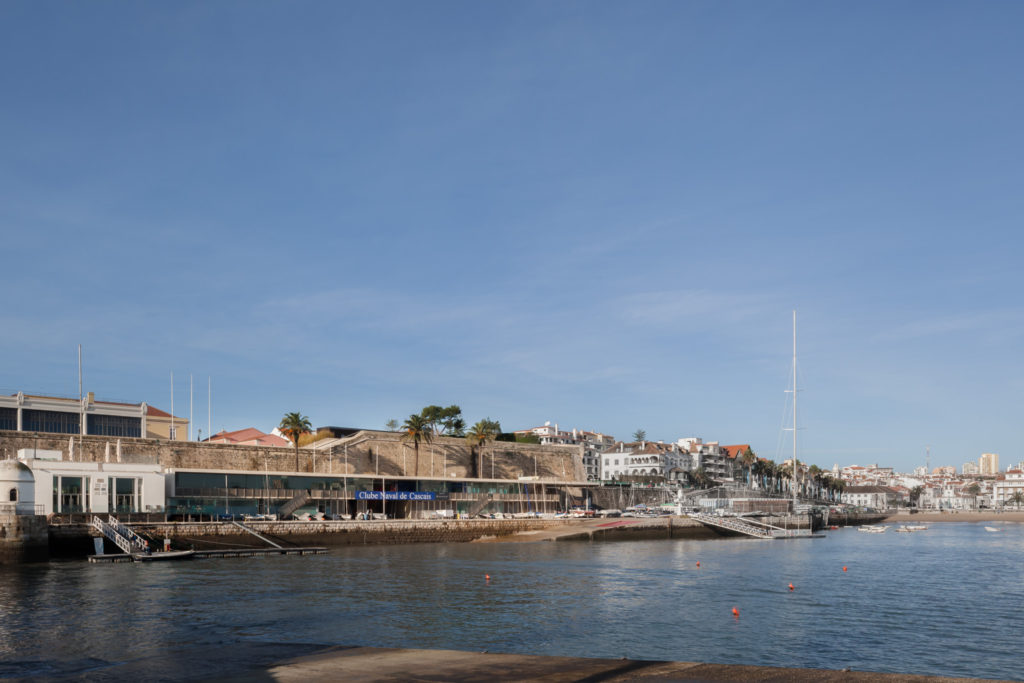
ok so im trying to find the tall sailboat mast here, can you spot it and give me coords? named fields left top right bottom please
left=792, top=310, right=798, bottom=510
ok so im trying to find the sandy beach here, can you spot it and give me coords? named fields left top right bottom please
left=884, top=510, right=1024, bottom=523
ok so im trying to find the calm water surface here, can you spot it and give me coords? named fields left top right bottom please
left=1, top=521, right=1022, bottom=680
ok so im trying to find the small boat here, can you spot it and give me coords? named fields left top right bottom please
left=984, top=526, right=1001, bottom=532
left=132, top=550, right=196, bottom=562
left=858, top=525, right=888, bottom=533
left=904, top=525, right=927, bottom=531
left=894, top=526, right=913, bottom=533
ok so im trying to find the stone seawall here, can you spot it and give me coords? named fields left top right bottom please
left=0, top=429, right=584, bottom=480
left=52, top=517, right=717, bottom=555
left=0, top=514, right=49, bottom=563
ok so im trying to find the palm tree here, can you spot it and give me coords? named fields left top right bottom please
left=279, top=412, right=312, bottom=472
left=402, top=413, right=433, bottom=476
left=1008, top=491, right=1024, bottom=510
left=740, top=447, right=757, bottom=487
left=467, top=418, right=501, bottom=478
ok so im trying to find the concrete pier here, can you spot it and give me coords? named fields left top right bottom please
left=231, top=645, right=1013, bottom=682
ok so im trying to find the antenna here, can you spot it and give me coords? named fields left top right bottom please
left=926, top=445, right=930, bottom=473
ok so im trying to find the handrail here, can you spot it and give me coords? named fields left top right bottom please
left=92, top=515, right=147, bottom=554
left=107, top=516, right=149, bottom=551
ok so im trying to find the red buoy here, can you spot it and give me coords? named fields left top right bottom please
left=788, top=583, right=795, bottom=591
left=485, top=574, right=490, bottom=581
left=842, top=566, right=848, bottom=572
left=731, top=607, right=740, bottom=618
left=696, top=562, right=700, bottom=568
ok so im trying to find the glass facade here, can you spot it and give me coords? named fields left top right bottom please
left=87, top=414, right=142, bottom=438
left=23, top=409, right=80, bottom=435
left=165, top=471, right=565, bottom=519
left=54, top=476, right=88, bottom=513
left=0, top=407, right=16, bottom=431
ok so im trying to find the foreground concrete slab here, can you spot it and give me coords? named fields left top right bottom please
left=252, top=646, right=1013, bottom=683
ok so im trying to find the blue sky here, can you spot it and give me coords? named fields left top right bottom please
left=3, top=2, right=1023, bottom=472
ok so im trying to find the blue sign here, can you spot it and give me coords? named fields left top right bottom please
left=355, top=491, right=437, bottom=501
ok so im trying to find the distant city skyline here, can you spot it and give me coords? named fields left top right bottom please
left=3, top=2, right=1023, bottom=472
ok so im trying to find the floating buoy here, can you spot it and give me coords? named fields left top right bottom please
left=485, top=574, right=490, bottom=581
left=731, top=607, right=740, bottom=618
left=696, top=562, right=700, bottom=568
left=788, top=583, right=795, bottom=591
left=842, top=566, right=848, bottom=572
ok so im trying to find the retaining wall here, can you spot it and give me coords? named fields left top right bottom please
left=0, top=429, right=584, bottom=480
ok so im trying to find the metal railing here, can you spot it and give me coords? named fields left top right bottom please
left=92, top=516, right=147, bottom=554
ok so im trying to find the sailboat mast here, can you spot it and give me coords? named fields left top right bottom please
left=792, top=310, right=798, bottom=510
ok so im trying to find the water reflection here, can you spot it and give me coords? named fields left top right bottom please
left=0, top=523, right=1020, bottom=680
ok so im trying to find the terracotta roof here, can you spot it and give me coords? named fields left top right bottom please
left=208, top=427, right=288, bottom=447
left=721, top=445, right=750, bottom=459
left=145, top=405, right=186, bottom=419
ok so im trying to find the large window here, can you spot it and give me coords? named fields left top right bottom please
left=87, top=414, right=141, bottom=438
left=23, top=409, right=79, bottom=435
left=0, top=408, right=16, bottom=431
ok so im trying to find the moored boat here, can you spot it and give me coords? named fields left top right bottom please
left=132, top=550, right=196, bottom=562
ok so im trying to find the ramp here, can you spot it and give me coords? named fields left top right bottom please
left=689, top=512, right=812, bottom=539
left=231, top=520, right=283, bottom=548
left=277, top=490, right=312, bottom=519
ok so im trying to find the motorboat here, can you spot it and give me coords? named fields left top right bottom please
left=904, top=524, right=928, bottom=531
left=984, top=526, right=1001, bottom=532
left=132, top=550, right=196, bottom=562
left=857, top=525, right=888, bottom=533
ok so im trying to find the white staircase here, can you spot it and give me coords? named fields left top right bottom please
left=92, top=515, right=149, bottom=554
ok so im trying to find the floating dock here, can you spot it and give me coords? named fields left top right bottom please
left=88, top=546, right=328, bottom=563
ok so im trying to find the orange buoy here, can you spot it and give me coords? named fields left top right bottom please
left=731, top=607, right=740, bottom=618
left=788, top=583, right=795, bottom=591
left=485, top=574, right=490, bottom=581
left=842, top=566, right=848, bottom=572
left=696, top=562, right=700, bottom=568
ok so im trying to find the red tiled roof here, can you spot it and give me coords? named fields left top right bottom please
left=722, top=445, right=751, bottom=459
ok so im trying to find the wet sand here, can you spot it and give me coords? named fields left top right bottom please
left=243, top=645, right=1016, bottom=682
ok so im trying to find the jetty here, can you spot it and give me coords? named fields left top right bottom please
left=88, top=546, right=327, bottom=563
left=688, top=512, right=815, bottom=538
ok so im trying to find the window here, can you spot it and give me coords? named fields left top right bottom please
left=23, top=409, right=79, bottom=435
left=0, top=408, right=16, bottom=431
left=8, top=488, right=16, bottom=502
left=87, top=414, right=142, bottom=438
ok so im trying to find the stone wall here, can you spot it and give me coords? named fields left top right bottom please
left=0, top=514, right=49, bottom=563
left=0, top=429, right=585, bottom=480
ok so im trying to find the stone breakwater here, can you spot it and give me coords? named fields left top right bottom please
left=51, top=516, right=717, bottom=556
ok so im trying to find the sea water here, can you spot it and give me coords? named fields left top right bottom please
left=0, top=521, right=1020, bottom=680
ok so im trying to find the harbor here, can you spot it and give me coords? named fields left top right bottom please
left=1, top=522, right=1021, bottom=681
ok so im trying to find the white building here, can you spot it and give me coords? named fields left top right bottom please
left=18, top=450, right=164, bottom=515
left=993, top=468, right=1024, bottom=508
left=842, top=485, right=898, bottom=510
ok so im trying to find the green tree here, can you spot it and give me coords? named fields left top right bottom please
left=910, top=485, right=924, bottom=508
left=1008, top=491, right=1024, bottom=510
left=740, top=447, right=757, bottom=486
left=279, top=412, right=312, bottom=472
left=420, top=405, right=464, bottom=436
left=467, top=418, right=502, bottom=478
left=633, top=429, right=647, bottom=443
left=402, top=413, right=433, bottom=476
left=385, top=419, right=399, bottom=432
